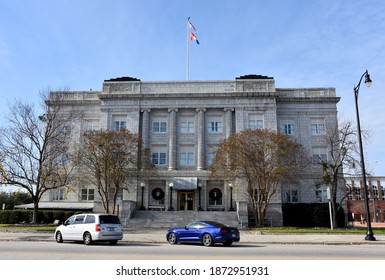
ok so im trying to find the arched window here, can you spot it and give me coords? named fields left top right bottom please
left=209, top=188, right=222, bottom=206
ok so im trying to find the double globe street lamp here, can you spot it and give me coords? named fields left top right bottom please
left=354, top=70, right=375, bottom=241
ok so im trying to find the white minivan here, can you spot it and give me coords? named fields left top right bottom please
left=55, top=213, right=123, bottom=245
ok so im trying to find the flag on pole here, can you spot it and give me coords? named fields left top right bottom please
left=187, top=17, right=200, bottom=45
left=188, top=19, right=197, bottom=33
left=190, top=32, right=200, bottom=44
left=186, top=16, right=199, bottom=80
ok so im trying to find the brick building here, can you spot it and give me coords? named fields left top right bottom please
left=344, top=176, right=385, bottom=223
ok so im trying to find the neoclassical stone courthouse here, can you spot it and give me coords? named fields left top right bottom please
left=41, top=74, right=341, bottom=227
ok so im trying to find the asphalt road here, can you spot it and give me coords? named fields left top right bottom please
left=1, top=240, right=385, bottom=260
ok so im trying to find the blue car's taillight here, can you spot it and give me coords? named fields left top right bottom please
left=220, top=228, right=229, bottom=234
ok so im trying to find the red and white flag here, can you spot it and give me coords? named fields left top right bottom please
left=190, top=32, right=200, bottom=44
left=188, top=17, right=200, bottom=44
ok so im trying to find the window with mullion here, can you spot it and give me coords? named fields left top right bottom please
left=152, top=152, right=167, bottom=165
left=180, top=121, right=195, bottom=133
left=180, top=152, right=195, bottom=166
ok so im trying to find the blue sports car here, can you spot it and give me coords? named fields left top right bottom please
left=166, top=221, right=240, bottom=246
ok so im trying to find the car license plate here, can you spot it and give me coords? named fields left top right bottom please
left=232, top=234, right=237, bottom=237
left=108, top=227, right=115, bottom=231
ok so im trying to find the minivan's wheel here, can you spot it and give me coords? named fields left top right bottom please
left=168, top=233, right=177, bottom=245
left=83, top=232, right=93, bottom=245
left=109, top=240, right=118, bottom=245
left=223, top=240, right=233, bottom=246
left=55, top=231, right=63, bottom=243
left=202, top=233, right=213, bottom=246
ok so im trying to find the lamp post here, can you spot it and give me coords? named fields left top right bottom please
left=168, top=183, right=174, bottom=211
left=229, top=183, right=234, bottom=211
left=354, top=69, right=375, bottom=241
left=140, top=183, right=145, bottom=210
left=198, top=182, right=203, bottom=211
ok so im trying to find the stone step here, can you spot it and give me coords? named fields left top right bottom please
left=124, top=211, right=240, bottom=228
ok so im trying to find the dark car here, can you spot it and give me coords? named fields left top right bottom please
left=166, top=221, right=240, bottom=246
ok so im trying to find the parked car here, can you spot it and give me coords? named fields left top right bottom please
left=54, top=213, right=123, bottom=245
left=166, top=221, right=240, bottom=246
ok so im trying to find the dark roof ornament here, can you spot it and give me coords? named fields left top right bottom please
left=236, top=74, right=273, bottom=80
left=104, top=76, right=141, bottom=82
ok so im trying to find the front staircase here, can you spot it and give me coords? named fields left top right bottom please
left=124, top=210, right=241, bottom=228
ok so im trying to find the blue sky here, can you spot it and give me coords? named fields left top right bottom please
left=1, top=0, right=384, bottom=175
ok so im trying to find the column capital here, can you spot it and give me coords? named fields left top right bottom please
left=224, top=107, right=235, bottom=112
left=196, top=108, right=207, bottom=113
left=168, top=108, right=179, bottom=113
left=140, top=108, right=151, bottom=113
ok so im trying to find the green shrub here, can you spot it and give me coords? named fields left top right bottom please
left=0, top=210, right=76, bottom=224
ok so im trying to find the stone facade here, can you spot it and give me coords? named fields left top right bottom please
left=45, top=75, right=341, bottom=227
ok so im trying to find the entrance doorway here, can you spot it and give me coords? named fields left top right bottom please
left=179, top=192, right=194, bottom=211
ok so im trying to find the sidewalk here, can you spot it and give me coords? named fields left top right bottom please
left=1, top=229, right=385, bottom=245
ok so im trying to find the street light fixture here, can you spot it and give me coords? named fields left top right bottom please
left=168, top=183, right=174, bottom=211
left=140, top=183, right=146, bottom=210
left=229, top=183, right=234, bottom=211
left=354, top=69, right=375, bottom=241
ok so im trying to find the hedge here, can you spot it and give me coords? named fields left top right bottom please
left=0, top=210, right=76, bottom=224
left=283, top=203, right=345, bottom=228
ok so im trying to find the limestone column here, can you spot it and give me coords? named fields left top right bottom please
left=168, top=108, right=178, bottom=170
left=224, top=108, right=234, bottom=138
left=196, top=108, right=206, bottom=170
left=140, top=109, right=151, bottom=149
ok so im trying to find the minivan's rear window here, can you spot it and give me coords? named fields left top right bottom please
left=99, top=215, right=121, bottom=224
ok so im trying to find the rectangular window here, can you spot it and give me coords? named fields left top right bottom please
left=152, top=152, right=167, bottom=165
left=354, top=185, right=362, bottom=200
left=208, top=121, right=222, bottom=133
left=372, top=185, right=379, bottom=200
left=284, top=189, right=298, bottom=203
left=86, top=125, right=99, bottom=131
left=312, top=153, right=327, bottom=164
left=311, top=121, right=326, bottom=135
left=179, top=152, right=195, bottom=166
left=60, top=126, right=71, bottom=134
left=180, top=121, right=195, bottom=133
left=52, top=188, right=65, bottom=201
left=84, top=120, right=100, bottom=131
left=346, top=186, right=353, bottom=200
left=81, top=189, right=95, bottom=201
left=207, top=152, right=215, bottom=165
left=153, top=121, right=167, bottom=133
left=280, top=124, right=295, bottom=135
left=113, top=121, right=127, bottom=131
left=249, top=119, right=264, bottom=129
left=316, top=189, right=328, bottom=202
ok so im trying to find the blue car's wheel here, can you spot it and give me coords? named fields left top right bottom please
left=168, top=233, right=177, bottom=245
left=202, top=233, right=213, bottom=246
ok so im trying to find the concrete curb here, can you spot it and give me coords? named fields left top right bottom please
left=1, top=229, right=385, bottom=245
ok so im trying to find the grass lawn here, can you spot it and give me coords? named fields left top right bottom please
left=0, top=224, right=56, bottom=231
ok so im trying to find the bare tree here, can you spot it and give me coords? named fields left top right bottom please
left=0, top=91, right=78, bottom=223
left=321, top=119, right=366, bottom=227
left=78, top=129, right=152, bottom=214
left=210, top=129, right=307, bottom=227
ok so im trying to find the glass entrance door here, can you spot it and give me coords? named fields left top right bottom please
left=179, top=192, right=194, bottom=211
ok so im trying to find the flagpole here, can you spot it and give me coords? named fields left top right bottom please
left=186, top=17, right=190, bottom=80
